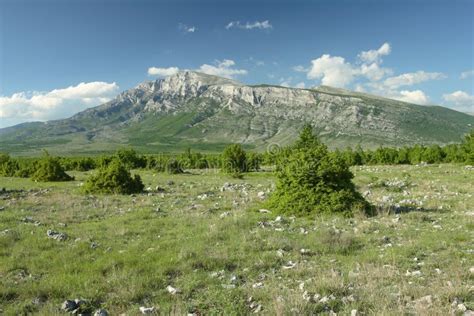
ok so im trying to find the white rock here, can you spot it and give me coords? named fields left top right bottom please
left=166, top=285, right=180, bottom=295
left=139, top=306, right=155, bottom=314
left=351, top=310, right=358, bottom=316
left=220, top=211, right=231, bottom=218
left=94, top=309, right=109, bottom=316
left=282, top=261, right=297, bottom=269
left=258, top=209, right=271, bottom=213
left=319, top=296, right=329, bottom=304
left=458, top=304, right=467, bottom=312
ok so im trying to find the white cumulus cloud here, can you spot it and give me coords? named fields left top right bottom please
left=148, top=66, right=180, bottom=77
left=225, top=20, right=272, bottom=30
left=443, top=91, right=474, bottom=112
left=359, top=62, right=393, bottom=82
left=307, top=54, right=355, bottom=88
left=382, top=71, right=446, bottom=89
left=197, top=59, right=247, bottom=78
left=358, top=42, right=391, bottom=64
left=0, top=81, right=119, bottom=127
left=302, top=43, right=393, bottom=88
left=394, top=90, right=430, bottom=105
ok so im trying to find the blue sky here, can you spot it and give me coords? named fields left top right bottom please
left=0, top=0, right=473, bottom=127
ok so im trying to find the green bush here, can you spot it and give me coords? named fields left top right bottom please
left=0, top=154, right=18, bottom=177
left=246, top=152, right=261, bottom=171
left=463, top=130, right=474, bottom=164
left=267, top=125, right=373, bottom=217
left=221, top=144, right=248, bottom=175
left=115, top=148, right=146, bottom=169
left=83, top=160, right=144, bottom=194
left=32, top=153, right=74, bottom=182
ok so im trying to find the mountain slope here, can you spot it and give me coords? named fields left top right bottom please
left=1, top=71, right=473, bottom=155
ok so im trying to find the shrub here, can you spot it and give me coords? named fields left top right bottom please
left=0, top=154, right=18, bottom=177
left=32, top=153, right=74, bottom=182
left=165, top=159, right=183, bottom=174
left=115, top=148, right=146, bottom=169
left=83, top=160, right=144, bottom=194
left=267, top=125, right=373, bottom=217
left=463, top=130, right=474, bottom=164
left=221, top=144, right=248, bottom=175
left=246, top=152, right=261, bottom=171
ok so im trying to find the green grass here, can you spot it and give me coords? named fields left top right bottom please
left=0, top=164, right=473, bottom=315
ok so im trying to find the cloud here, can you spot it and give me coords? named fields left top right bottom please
left=381, top=71, right=446, bottom=89
left=279, top=77, right=292, bottom=87
left=295, top=82, right=306, bottom=89
left=179, top=23, right=196, bottom=34
left=278, top=77, right=305, bottom=88
left=358, top=42, right=391, bottom=64
left=225, top=20, right=272, bottom=30
left=148, top=66, right=180, bottom=77
left=307, top=54, right=355, bottom=88
left=394, top=90, right=430, bottom=105
left=303, top=43, right=393, bottom=88
left=197, top=59, right=247, bottom=78
left=443, top=90, right=474, bottom=109
left=0, top=82, right=119, bottom=127
left=359, top=62, right=393, bottom=82
left=460, top=70, right=474, bottom=79
left=292, top=65, right=308, bottom=73
left=298, top=42, right=450, bottom=104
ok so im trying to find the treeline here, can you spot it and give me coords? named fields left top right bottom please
left=1, top=130, right=472, bottom=178
left=262, top=130, right=474, bottom=166
left=0, top=147, right=261, bottom=178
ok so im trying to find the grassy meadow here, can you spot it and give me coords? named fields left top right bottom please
left=0, top=164, right=473, bottom=315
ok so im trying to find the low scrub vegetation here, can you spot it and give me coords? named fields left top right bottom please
left=32, top=152, right=74, bottom=182
left=0, top=129, right=473, bottom=182
left=221, top=143, right=248, bottom=177
left=82, top=160, right=144, bottom=194
left=267, top=126, right=373, bottom=217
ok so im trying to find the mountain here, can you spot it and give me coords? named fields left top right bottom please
left=1, top=71, right=473, bottom=155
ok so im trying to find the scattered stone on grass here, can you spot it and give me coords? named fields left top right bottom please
left=139, top=306, right=156, bottom=314
left=47, top=229, right=67, bottom=241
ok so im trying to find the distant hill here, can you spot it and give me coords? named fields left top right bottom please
left=1, top=71, right=473, bottom=155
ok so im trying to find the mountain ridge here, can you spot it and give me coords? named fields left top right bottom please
left=1, top=71, right=473, bottom=155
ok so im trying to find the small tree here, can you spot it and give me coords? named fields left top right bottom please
left=267, top=125, right=373, bottom=217
left=115, top=148, right=146, bottom=169
left=221, top=144, right=248, bottom=176
left=83, top=159, right=144, bottom=194
left=32, top=152, right=74, bottom=182
left=462, top=130, right=474, bottom=164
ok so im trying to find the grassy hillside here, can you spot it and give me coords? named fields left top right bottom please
left=0, top=164, right=472, bottom=314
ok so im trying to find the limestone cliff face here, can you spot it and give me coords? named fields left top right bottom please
left=108, top=71, right=399, bottom=142
left=2, top=71, right=473, bottom=153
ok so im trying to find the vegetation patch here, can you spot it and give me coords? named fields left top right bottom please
left=83, top=160, right=144, bottom=194
left=221, top=144, right=248, bottom=178
left=267, top=126, right=373, bottom=217
left=31, top=153, right=74, bottom=182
